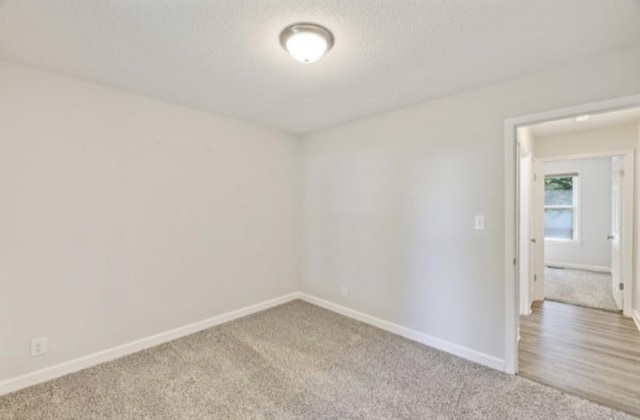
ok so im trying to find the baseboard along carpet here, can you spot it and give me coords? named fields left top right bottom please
left=0, top=300, right=633, bottom=419
left=545, top=266, right=619, bottom=312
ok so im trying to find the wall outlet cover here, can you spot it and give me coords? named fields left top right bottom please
left=30, top=337, right=48, bottom=357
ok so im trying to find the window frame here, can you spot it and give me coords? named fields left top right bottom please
left=543, top=172, right=581, bottom=244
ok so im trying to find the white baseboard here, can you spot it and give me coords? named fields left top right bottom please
left=298, top=293, right=505, bottom=372
left=633, top=309, right=640, bottom=332
left=1, top=291, right=507, bottom=396
left=0, top=292, right=300, bottom=397
left=545, top=261, right=611, bottom=273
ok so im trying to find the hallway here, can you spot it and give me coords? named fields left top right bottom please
left=519, top=300, right=640, bottom=417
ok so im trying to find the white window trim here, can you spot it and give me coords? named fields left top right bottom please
left=543, top=172, right=581, bottom=244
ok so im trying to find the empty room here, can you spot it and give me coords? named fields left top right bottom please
left=1, top=1, right=639, bottom=419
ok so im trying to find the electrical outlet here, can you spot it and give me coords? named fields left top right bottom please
left=340, top=287, right=349, bottom=298
left=30, top=337, right=48, bottom=357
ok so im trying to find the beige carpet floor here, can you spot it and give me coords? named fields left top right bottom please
left=545, top=267, right=619, bottom=312
left=0, top=300, right=633, bottom=419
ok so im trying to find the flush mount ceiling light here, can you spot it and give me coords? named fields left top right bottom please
left=575, top=115, right=591, bottom=122
left=280, top=23, right=334, bottom=64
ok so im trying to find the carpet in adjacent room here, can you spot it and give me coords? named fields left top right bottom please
left=545, top=267, right=619, bottom=312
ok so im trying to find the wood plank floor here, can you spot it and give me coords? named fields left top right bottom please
left=519, top=300, right=640, bottom=417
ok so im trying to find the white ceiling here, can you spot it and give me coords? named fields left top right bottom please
left=1, top=1, right=639, bottom=134
left=529, top=107, right=640, bottom=137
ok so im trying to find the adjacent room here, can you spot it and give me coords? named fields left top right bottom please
left=543, top=157, right=618, bottom=311
left=1, top=1, right=640, bottom=419
left=517, top=108, right=640, bottom=416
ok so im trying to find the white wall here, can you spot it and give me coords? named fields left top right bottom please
left=636, top=120, right=640, bottom=326
left=535, top=124, right=638, bottom=159
left=301, top=45, right=640, bottom=360
left=0, top=62, right=300, bottom=381
left=543, top=157, right=612, bottom=269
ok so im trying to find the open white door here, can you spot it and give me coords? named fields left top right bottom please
left=533, top=159, right=545, bottom=301
left=527, top=160, right=537, bottom=307
left=610, top=156, right=623, bottom=311
left=519, top=153, right=537, bottom=314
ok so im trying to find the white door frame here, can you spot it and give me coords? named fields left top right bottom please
left=504, top=94, right=640, bottom=375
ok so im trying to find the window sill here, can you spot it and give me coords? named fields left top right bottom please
left=544, top=238, right=582, bottom=246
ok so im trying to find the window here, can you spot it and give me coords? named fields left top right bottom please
left=544, top=173, right=579, bottom=241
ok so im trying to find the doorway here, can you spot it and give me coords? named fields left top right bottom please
left=541, top=155, right=622, bottom=313
left=505, top=97, right=640, bottom=416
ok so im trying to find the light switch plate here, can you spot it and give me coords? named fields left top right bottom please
left=474, top=215, right=485, bottom=230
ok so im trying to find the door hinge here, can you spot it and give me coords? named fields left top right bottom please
left=533, top=173, right=537, bottom=181
left=534, top=274, right=537, bottom=282
left=513, top=258, right=516, bottom=266
left=620, top=282, right=624, bottom=291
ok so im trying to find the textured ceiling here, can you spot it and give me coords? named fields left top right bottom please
left=1, top=1, right=639, bottom=134
left=529, top=107, right=640, bottom=137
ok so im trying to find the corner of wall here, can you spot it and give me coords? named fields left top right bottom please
left=635, top=119, right=640, bottom=314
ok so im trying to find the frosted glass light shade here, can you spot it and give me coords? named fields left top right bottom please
left=280, top=23, right=334, bottom=64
